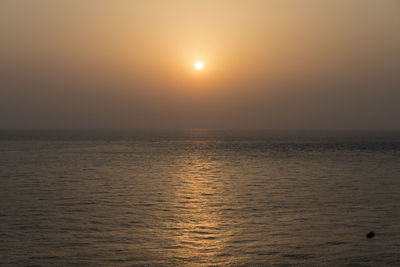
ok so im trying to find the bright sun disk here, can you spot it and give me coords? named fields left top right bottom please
left=194, top=61, right=204, bottom=70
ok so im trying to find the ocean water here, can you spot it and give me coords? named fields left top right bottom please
left=1, top=130, right=400, bottom=266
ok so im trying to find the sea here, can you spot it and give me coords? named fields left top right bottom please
left=1, top=129, right=399, bottom=266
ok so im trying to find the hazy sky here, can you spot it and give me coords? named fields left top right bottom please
left=1, top=0, right=399, bottom=129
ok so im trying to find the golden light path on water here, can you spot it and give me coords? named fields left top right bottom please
left=164, top=140, right=234, bottom=265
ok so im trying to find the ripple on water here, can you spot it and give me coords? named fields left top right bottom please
left=1, top=131, right=400, bottom=266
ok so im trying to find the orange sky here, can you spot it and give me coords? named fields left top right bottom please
left=1, top=0, right=399, bottom=129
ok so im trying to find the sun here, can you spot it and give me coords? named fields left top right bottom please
left=194, top=61, right=204, bottom=70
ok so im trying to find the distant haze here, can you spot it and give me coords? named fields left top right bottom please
left=1, top=0, right=399, bottom=130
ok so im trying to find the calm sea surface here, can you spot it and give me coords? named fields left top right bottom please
left=1, top=130, right=400, bottom=266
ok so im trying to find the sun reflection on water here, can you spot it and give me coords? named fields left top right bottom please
left=163, top=145, right=233, bottom=265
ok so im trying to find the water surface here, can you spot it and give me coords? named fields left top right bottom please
left=1, top=130, right=400, bottom=266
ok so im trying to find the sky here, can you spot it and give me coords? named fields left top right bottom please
left=1, top=0, right=399, bottom=130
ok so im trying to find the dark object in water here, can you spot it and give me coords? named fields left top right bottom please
left=366, top=231, right=375, bottom=239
